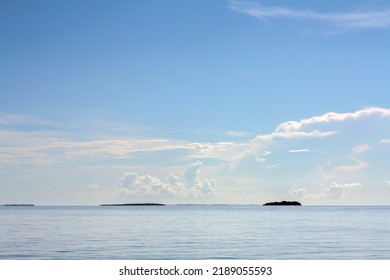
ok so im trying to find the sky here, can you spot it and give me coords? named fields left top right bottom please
left=1, top=0, right=390, bottom=205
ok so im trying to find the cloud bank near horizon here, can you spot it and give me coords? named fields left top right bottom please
left=2, top=107, right=390, bottom=204
left=120, top=161, right=216, bottom=200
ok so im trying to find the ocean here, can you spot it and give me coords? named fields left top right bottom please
left=1, top=205, right=389, bottom=259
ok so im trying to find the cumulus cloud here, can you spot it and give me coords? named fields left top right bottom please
left=288, top=186, right=307, bottom=199
left=229, top=1, right=390, bottom=33
left=184, top=161, right=216, bottom=196
left=121, top=172, right=181, bottom=197
left=200, top=179, right=217, bottom=196
left=326, top=182, right=362, bottom=199
left=120, top=161, right=216, bottom=199
left=184, top=161, right=203, bottom=186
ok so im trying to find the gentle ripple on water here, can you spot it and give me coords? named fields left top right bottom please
left=0, top=205, right=389, bottom=259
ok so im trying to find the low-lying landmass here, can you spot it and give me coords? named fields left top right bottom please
left=100, top=203, right=165, bottom=206
left=2, top=204, right=35, bottom=206
left=263, top=201, right=301, bottom=206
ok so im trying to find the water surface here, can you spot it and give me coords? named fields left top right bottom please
left=1, top=205, right=389, bottom=259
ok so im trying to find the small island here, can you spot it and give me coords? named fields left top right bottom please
left=3, top=204, right=35, bottom=207
left=263, top=201, right=301, bottom=206
left=100, top=203, right=165, bottom=206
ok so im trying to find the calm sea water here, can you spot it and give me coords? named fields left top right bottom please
left=1, top=205, right=389, bottom=259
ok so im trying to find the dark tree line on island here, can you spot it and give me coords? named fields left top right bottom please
left=263, top=201, right=301, bottom=206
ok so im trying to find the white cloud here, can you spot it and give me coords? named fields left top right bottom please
left=184, top=161, right=203, bottom=187
left=288, top=186, right=307, bottom=199
left=184, top=161, right=216, bottom=196
left=121, top=172, right=180, bottom=198
left=0, top=137, right=190, bottom=164
left=276, top=107, right=390, bottom=133
left=55, top=139, right=190, bottom=157
left=187, top=141, right=249, bottom=160
left=0, top=130, right=248, bottom=165
left=226, top=130, right=248, bottom=137
left=229, top=1, right=390, bottom=32
left=379, top=139, right=390, bottom=144
left=385, top=181, right=390, bottom=186
left=352, top=144, right=371, bottom=155
left=333, top=160, right=369, bottom=173
left=254, top=130, right=336, bottom=142
left=120, top=161, right=216, bottom=199
left=255, top=156, right=266, bottom=163
left=243, top=107, right=390, bottom=163
left=326, top=182, right=362, bottom=199
left=166, top=174, right=182, bottom=189
left=200, top=179, right=217, bottom=196
left=243, top=131, right=335, bottom=159
left=288, top=149, right=310, bottom=153
left=331, top=145, right=371, bottom=174
left=265, top=164, right=282, bottom=169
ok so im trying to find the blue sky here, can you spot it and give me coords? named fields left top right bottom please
left=1, top=0, right=390, bottom=205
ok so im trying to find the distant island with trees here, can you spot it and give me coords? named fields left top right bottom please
left=100, top=203, right=165, bottom=206
left=2, top=204, right=35, bottom=206
left=263, top=201, right=301, bottom=206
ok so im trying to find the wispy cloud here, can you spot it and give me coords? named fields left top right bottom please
left=254, top=130, right=336, bottom=142
left=0, top=130, right=248, bottom=165
left=288, top=149, right=310, bottom=153
left=380, top=139, right=390, bottom=144
left=0, top=113, right=55, bottom=126
left=265, top=164, right=282, bottom=169
left=352, top=144, right=371, bottom=155
left=328, top=144, right=371, bottom=174
left=226, top=130, right=249, bottom=137
left=333, top=160, right=369, bottom=173
left=229, top=1, right=390, bottom=33
left=3, top=107, right=390, bottom=175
